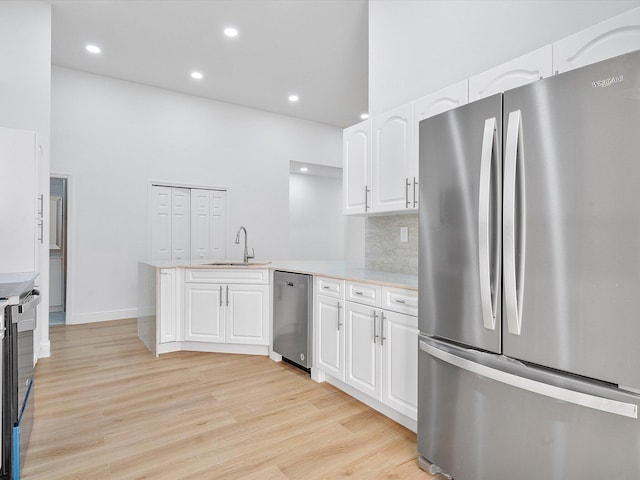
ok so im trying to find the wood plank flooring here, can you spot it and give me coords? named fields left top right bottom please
left=22, top=319, right=433, bottom=479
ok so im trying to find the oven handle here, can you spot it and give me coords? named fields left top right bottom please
left=18, top=289, right=41, bottom=314
left=12, top=289, right=41, bottom=331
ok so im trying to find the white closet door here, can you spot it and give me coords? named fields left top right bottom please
left=190, top=189, right=210, bottom=263
left=209, top=190, right=227, bottom=260
left=150, top=185, right=172, bottom=262
left=171, top=188, right=190, bottom=265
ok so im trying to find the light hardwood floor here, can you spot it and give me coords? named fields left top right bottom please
left=23, top=319, right=433, bottom=479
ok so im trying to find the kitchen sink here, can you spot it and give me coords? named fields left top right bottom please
left=203, top=261, right=271, bottom=266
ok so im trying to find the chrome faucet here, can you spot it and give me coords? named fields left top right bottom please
left=235, top=226, right=254, bottom=263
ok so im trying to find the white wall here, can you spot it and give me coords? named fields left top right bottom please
left=51, top=66, right=342, bottom=323
left=288, top=173, right=344, bottom=260
left=369, top=0, right=640, bottom=114
left=0, top=0, right=52, bottom=358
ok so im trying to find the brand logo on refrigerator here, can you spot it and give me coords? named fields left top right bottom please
left=592, top=75, right=624, bottom=88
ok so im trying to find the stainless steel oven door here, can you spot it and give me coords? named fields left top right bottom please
left=11, top=289, right=39, bottom=413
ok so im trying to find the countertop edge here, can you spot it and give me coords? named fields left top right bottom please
left=138, top=261, right=418, bottom=291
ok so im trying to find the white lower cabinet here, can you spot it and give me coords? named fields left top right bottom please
left=185, top=282, right=268, bottom=345
left=315, top=294, right=345, bottom=381
left=345, top=302, right=380, bottom=399
left=184, top=282, right=225, bottom=342
left=381, top=310, right=418, bottom=419
left=314, top=277, right=419, bottom=425
left=159, top=268, right=179, bottom=343
left=343, top=302, right=418, bottom=419
left=225, top=284, right=269, bottom=345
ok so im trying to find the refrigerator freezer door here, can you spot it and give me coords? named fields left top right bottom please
left=502, top=50, right=640, bottom=389
left=418, top=94, right=502, bottom=353
left=417, top=336, right=640, bottom=480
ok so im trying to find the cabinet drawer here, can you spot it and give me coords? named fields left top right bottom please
left=346, top=281, right=381, bottom=307
left=315, top=276, right=345, bottom=299
left=185, top=268, right=268, bottom=284
left=382, top=287, right=418, bottom=316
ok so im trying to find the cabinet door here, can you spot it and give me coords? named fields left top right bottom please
left=209, top=190, right=227, bottom=260
left=371, top=103, right=415, bottom=213
left=343, top=120, right=371, bottom=215
left=171, top=187, right=191, bottom=265
left=184, top=283, right=225, bottom=342
left=413, top=80, right=469, bottom=209
left=381, top=310, right=418, bottom=419
left=159, top=269, right=177, bottom=343
left=0, top=128, right=37, bottom=273
left=345, top=302, right=381, bottom=400
left=414, top=80, right=469, bottom=123
left=190, top=189, right=210, bottom=263
left=469, top=45, right=553, bottom=102
left=314, top=295, right=344, bottom=380
left=553, top=8, right=640, bottom=74
left=226, top=284, right=269, bottom=345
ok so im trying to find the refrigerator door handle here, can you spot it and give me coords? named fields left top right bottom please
left=504, top=110, right=526, bottom=335
left=420, top=340, right=638, bottom=419
left=478, top=117, right=499, bottom=331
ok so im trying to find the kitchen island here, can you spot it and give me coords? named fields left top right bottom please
left=137, top=260, right=419, bottom=430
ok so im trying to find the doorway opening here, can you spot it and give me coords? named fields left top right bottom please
left=49, top=176, right=68, bottom=325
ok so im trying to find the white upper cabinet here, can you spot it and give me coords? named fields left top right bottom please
left=413, top=79, right=469, bottom=123
left=371, top=102, right=416, bottom=213
left=413, top=80, right=469, bottom=210
left=553, top=7, right=640, bottom=74
left=343, top=120, right=371, bottom=215
left=0, top=128, right=41, bottom=273
left=469, top=45, right=553, bottom=102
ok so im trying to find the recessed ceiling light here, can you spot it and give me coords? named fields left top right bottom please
left=288, top=95, right=299, bottom=102
left=85, top=44, right=101, bottom=54
left=360, top=113, right=370, bottom=120
left=191, top=71, right=203, bottom=80
left=224, top=27, right=238, bottom=38
left=300, top=167, right=308, bottom=172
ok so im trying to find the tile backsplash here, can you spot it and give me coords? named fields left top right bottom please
left=365, top=214, right=418, bottom=275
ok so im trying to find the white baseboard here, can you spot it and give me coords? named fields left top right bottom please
left=38, top=340, right=51, bottom=359
left=269, top=351, right=283, bottom=362
left=67, top=308, right=138, bottom=325
left=324, top=374, right=417, bottom=433
left=156, top=341, right=269, bottom=356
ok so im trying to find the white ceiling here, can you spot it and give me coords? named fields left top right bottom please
left=50, top=0, right=369, bottom=128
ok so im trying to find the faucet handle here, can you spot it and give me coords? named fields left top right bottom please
left=248, top=248, right=255, bottom=260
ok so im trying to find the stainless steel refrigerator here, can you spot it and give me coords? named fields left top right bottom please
left=417, top=50, right=640, bottom=479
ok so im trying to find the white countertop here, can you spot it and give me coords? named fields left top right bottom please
left=139, top=260, right=418, bottom=290
left=0, top=272, right=38, bottom=304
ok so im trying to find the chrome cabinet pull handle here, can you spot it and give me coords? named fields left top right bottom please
left=394, top=298, right=406, bottom=304
left=380, top=312, right=386, bottom=346
left=354, top=291, right=363, bottom=296
left=337, top=302, right=343, bottom=330
left=405, top=177, right=411, bottom=208
left=226, top=285, right=229, bottom=307
left=219, top=286, right=223, bottom=307
left=373, top=311, right=379, bottom=343
left=413, top=177, right=418, bottom=208
left=365, top=185, right=370, bottom=211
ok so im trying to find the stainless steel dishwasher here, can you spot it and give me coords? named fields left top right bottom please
left=273, top=271, right=312, bottom=369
